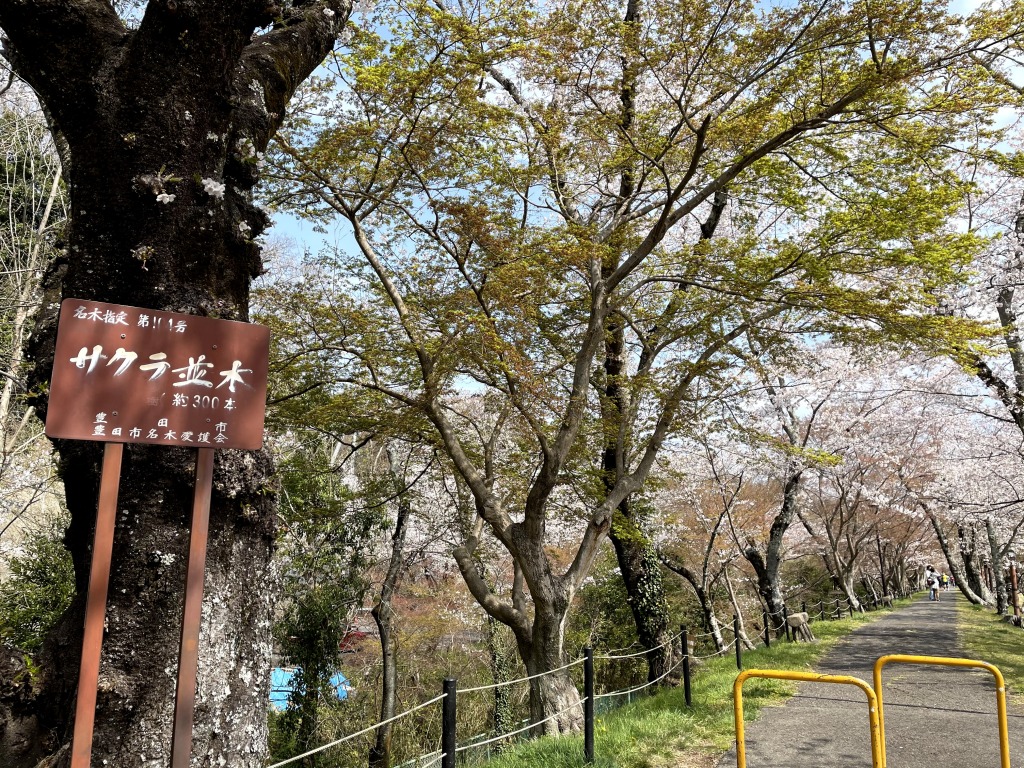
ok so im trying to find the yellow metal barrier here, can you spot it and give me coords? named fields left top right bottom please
left=732, top=669, right=884, bottom=768
left=873, top=654, right=1010, bottom=768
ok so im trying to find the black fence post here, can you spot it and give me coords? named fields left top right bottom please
left=734, top=614, right=742, bottom=670
left=763, top=609, right=770, bottom=648
left=442, top=678, right=456, bottom=768
left=802, top=601, right=807, bottom=616
left=783, top=605, right=791, bottom=642
left=681, top=625, right=692, bottom=707
left=848, top=602, right=854, bottom=618
left=584, top=647, right=594, bottom=764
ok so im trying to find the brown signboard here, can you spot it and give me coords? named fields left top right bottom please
left=46, top=299, right=270, bottom=450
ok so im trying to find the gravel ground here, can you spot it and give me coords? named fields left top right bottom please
left=716, top=591, right=1024, bottom=768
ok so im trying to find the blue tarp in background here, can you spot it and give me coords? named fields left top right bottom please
left=270, top=667, right=350, bottom=711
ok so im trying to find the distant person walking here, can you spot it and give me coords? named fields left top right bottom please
left=940, top=573, right=949, bottom=591
left=925, top=565, right=940, bottom=601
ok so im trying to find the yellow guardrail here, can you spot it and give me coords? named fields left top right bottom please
left=873, top=654, right=1010, bottom=768
left=732, top=669, right=884, bottom=768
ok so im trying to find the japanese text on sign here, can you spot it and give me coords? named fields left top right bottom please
left=46, top=300, right=270, bottom=450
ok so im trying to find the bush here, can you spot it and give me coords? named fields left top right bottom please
left=0, top=517, right=75, bottom=653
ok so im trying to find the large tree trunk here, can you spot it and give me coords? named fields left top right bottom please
left=453, top=536, right=587, bottom=735
left=516, top=610, right=583, bottom=736
left=0, top=4, right=351, bottom=765
left=601, top=293, right=673, bottom=684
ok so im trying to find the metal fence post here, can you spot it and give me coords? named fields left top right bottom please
left=584, top=647, right=594, bottom=764
left=734, top=614, right=742, bottom=670
left=442, top=678, right=456, bottom=768
left=681, top=625, right=692, bottom=707
left=782, top=605, right=791, bottom=642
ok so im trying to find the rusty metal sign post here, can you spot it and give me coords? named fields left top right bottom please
left=47, top=299, right=269, bottom=768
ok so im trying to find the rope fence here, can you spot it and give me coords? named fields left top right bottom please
left=267, top=693, right=447, bottom=768
left=268, top=590, right=914, bottom=768
left=458, top=657, right=585, bottom=694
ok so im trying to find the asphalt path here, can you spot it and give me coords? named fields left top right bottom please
left=716, top=591, right=1024, bottom=768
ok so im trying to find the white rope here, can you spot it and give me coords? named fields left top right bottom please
left=599, top=629, right=683, bottom=660
left=453, top=701, right=585, bottom=752
left=396, top=750, right=443, bottom=768
left=460, top=657, right=586, bottom=694
left=692, top=639, right=736, bottom=659
left=602, top=640, right=642, bottom=654
left=267, top=693, right=446, bottom=768
left=690, top=628, right=722, bottom=639
left=594, top=654, right=685, bottom=700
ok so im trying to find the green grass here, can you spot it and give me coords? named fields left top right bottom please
left=482, top=604, right=906, bottom=768
left=957, top=601, right=1024, bottom=714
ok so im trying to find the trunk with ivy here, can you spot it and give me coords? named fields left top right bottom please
left=0, top=3, right=351, bottom=765
left=608, top=510, right=673, bottom=683
left=601, top=308, right=673, bottom=683
left=484, top=615, right=516, bottom=743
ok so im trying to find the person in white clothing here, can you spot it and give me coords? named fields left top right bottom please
left=924, top=565, right=940, bottom=601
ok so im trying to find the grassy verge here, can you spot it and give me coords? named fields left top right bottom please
left=957, top=600, right=1024, bottom=714
left=483, top=603, right=907, bottom=768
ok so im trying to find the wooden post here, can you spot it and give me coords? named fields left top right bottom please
left=71, top=443, right=124, bottom=768
left=442, top=679, right=457, bottom=768
left=170, top=448, right=215, bottom=768
left=763, top=609, right=770, bottom=647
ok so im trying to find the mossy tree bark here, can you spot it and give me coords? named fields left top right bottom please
left=0, top=2, right=351, bottom=765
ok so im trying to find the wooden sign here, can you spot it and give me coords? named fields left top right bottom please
left=46, top=299, right=270, bottom=450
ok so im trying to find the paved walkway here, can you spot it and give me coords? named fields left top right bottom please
left=716, top=591, right=1024, bottom=768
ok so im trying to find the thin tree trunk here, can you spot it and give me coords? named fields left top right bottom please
left=723, top=567, right=755, bottom=651
left=957, top=522, right=991, bottom=604
left=875, top=534, right=888, bottom=596
left=661, top=555, right=724, bottom=651
left=742, top=468, right=801, bottom=636
left=369, top=448, right=412, bottom=768
left=986, top=517, right=1009, bottom=615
